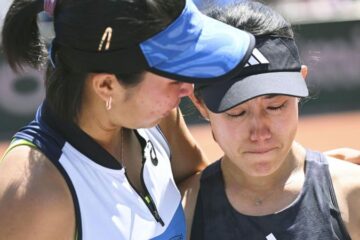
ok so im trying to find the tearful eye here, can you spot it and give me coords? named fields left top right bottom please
left=170, top=81, right=181, bottom=85
left=226, top=110, right=246, bottom=118
left=268, top=103, right=286, bottom=111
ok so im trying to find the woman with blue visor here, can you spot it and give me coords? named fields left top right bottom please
left=0, top=0, right=255, bottom=239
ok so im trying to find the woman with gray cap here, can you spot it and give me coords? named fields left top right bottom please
left=181, top=1, right=360, bottom=239
left=0, top=0, right=255, bottom=239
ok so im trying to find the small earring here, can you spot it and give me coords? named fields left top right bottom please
left=106, top=96, right=112, bottom=110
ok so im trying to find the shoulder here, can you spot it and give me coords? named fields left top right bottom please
left=328, top=155, right=360, bottom=192
left=0, top=146, right=75, bottom=239
left=327, top=156, right=360, bottom=238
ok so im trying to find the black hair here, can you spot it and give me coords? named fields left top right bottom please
left=2, top=0, right=185, bottom=122
left=204, top=1, right=293, bottom=38
left=195, top=0, right=294, bottom=100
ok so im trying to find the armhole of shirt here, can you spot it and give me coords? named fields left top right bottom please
left=322, top=154, right=352, bottom=240
left=155, top=125, right=171, bottom=159
left=0, top=139, right=36, bottom=163
left=75, top=229, right=78, bottom=240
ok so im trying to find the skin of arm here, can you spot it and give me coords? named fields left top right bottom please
left=0, top=146, right=75, bottom=240
left=328, top=156, right=360, bottom=239
left=325, top=148, right=360, bottom=164
left=178, top=172, right=201, bottom=240
left=159, top=107, right=208, bottom=183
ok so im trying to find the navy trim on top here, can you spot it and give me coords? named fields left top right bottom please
left=134, top=130, right=147, bottom=164
left=40, top=102, right=153, bottom=171
left=41, top=102, right=123, bottom=169
left=155, top=125, right=172, bottom=160
left=51, top=156, right=83, bottom=240
left=14, top=106, right=65, bottom=162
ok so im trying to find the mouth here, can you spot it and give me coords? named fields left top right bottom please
left=245, top=147, right=277, bottom=154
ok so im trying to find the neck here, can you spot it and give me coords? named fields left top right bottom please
left=222, top=143, right=306, bottom=212
left=76, top=105, right=124, bottom=159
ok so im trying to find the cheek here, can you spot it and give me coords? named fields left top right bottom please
left=138, top=89, right=170, bottom=110
left=153, top=87, right=179, bottom=105
left=287, top=115, right=299, bottom=140
left=272, top=107, right=299, bottom=140
left=211, top=118, right=244, bottom=151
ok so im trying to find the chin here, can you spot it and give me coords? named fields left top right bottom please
left=250, top=163, right=275, bottom=176
left=128, top=118, right=158, bottom=129
left=143, top=119, right=162, bottom=129
left=239, top=155, right=274, bottom=176
left=252, top=155, right=287, bottom=177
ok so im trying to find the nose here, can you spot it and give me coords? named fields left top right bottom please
left=249, top=113, right=271, bottom=142
left=178, top=83, right=194, bottom=98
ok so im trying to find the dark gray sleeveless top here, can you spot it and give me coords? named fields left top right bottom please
left=191, top=150, right=351, bottom=240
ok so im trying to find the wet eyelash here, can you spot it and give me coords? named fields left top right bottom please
left=226, top=110, right=246, bottom=117
left=268, top=103, right=286, bottom=111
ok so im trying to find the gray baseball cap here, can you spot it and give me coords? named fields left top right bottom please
left=195, top=37, right=309, bottom=113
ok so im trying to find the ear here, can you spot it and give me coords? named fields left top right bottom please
left=189, top=93, right=210, bottom=121
left=301, top=65, right=308, bottom=79
left=90, top=73, right=120, bottom=101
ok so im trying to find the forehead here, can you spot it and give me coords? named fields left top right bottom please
left=263, top=94, right=286, bottom=100
left=245, top=94, right=293, bottom=103
left=224, top=95, right=294, bottom=110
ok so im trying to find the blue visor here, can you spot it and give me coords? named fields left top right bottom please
left=140, top=0, right=255, bottom=83
left=52, top=0, right=254, bottom=83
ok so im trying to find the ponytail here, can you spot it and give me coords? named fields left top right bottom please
left=2, top=0, right=47, bottom=72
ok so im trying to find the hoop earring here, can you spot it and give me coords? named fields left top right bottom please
left=106, top=97, right=112, bottom=110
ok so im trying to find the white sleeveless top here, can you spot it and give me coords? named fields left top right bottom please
left=12, top=105, right=186, bottom=240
